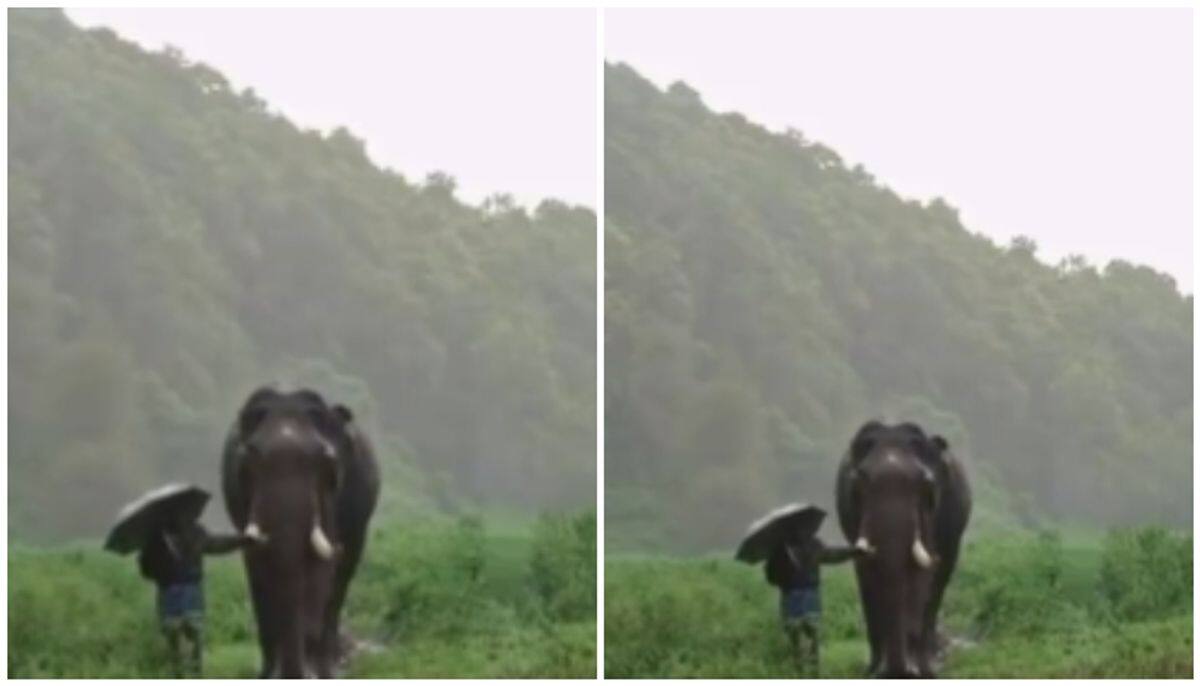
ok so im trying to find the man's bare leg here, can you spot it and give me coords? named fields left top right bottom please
left=181, top=619, right=203, bottom=676
left=800, top=619, right=820, bottom=676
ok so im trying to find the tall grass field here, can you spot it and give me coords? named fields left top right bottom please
left=9, top=510, right=596, bottom=678
left=605, top=527, right=1191, bottom=678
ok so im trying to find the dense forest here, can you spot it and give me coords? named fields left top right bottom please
left=605, top=63, right=1192, bottom=552
left=8, top=10, right=596, bottom=540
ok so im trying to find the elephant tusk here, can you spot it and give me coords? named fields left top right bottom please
left=244, top=521, right=268, bottom=544
left=912, top=532, right=933, bottom=569
left=855, top=536, right=876, bottom=555
left=311, top=522, right=335, bottom=560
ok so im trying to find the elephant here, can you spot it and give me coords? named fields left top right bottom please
left=221, top=387, right=380, bottom=678
left=834, top=421, right=971, bottom=678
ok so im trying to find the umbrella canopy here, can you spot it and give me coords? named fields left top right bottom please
left=103, top=483, right=210, bottom=554
left=735, top=502, right=826, bottom=564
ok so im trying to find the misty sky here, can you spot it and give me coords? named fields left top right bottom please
left=67, top=8, right=597, bottom=210
left=608, top=9, right=1194, bottom=292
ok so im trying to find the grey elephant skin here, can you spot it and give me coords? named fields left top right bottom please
left=221, top=388, right=381, bottom=678
left=835, top=421, right=971, bottom=678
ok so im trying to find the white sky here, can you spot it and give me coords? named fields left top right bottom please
left=67, top=8, right=597, bottom=210
left=608, top=9, right=1194, bottom=292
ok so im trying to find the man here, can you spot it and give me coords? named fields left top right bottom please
left=138, top=513, right=254, bottom=677
left=764, top=533, right=863, bottom=675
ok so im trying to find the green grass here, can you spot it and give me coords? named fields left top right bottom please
left=605, top=527, right=1192, bottom=678
left=8, top=510, right=596, bottom=678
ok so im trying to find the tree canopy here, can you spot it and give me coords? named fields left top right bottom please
left=8, top=10, right=596, bottom=540
left=604, top=63, right=1191, bottom=552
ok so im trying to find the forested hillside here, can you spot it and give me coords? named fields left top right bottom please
left=605, top=63, right=1192, bottom=552
left=8, top=10, right=596, bottom=540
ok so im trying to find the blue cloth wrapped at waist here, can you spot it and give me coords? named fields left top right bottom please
left=158, top=582, right=204, bottom=620
left=780, top=586, right=821, bottom=619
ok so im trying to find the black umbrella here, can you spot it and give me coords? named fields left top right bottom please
left=735, top=502, right=826, bottom=564
left=103, top=483, right=211, bottom=554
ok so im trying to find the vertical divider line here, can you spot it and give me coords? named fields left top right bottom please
left=594, top=5, right=606, bottom=680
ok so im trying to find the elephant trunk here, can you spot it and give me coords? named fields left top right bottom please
left=243, top=473, right=337, bottom=678
left=276, top=597, right=307, bottom=678
left=860, top=505, right=924, bottom=678
left=878, top=541, right=914, bottom=678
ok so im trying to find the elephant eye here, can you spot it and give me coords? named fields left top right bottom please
left=852, top=438, right=875, bottom=461
left=240, top=407, right=267, bottom=434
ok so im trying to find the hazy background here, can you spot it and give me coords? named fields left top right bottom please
left=9, top=10, right=596, bottom=541
left=69, top=8, right=597, bottom=209
left=607, top=8, right=1193, bottom=292
left=605, top=16, right=1192, bottom=553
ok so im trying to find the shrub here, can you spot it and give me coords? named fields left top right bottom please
left=1099, top=526, right=1192, bottom=622
left=529, top=509, right=596, bottom=622
left=951, top=529, right=1092, bottom=638
left=9, top=513, right=597, bottom=678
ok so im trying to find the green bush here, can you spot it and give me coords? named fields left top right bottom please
left=8, top=513, right=596, bottom=678
left=605, top=555, right=864, bottom=678
left=605, top=529, right=1193, bottom=678
left=529, top=510, right=597, bottom=622
left=354, top=514, right=508, bottom=643
left=7, top=545, right=254, bottom=677
left=1099, top=526, right=1192, bottom=622
left=950, top=529, right=1092, bottom=638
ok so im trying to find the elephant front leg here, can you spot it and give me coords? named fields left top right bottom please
left=325, top=530, right=367, bottom=671
left=244, top=563, right=277, bottom=678
left=917, top=607, right=939, bottom=677
left=923, top=544, right=958, bottom=672
left=854, top=565, right=882, bottom=675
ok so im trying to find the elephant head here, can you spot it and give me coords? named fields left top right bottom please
left=835, top=421, right=970, bottom=678
left=222, top=387, right=365, bottom=678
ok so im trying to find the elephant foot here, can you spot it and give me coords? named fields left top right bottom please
left=337, top=630, right=356, bottom=663
left=865, top=654, right=880, bottom=677
left=916, top=658, right=935, bottom=679
left=872, top=669, right=921, bottom=679
left=871, top=659, right=923, bottom=679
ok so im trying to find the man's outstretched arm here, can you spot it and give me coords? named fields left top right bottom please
left=201, top=531, right=253, bottom=555
left=817, top=544, right=865, bottom=564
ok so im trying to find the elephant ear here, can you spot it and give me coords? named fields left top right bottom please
left=927, top=435, right=956, bottom=476
left=327, top=403, right=361, bottom=449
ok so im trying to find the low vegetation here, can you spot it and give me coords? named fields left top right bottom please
left=8, top=511, right=596, bottom=678
left=604, top=526, right=1191, bottom=678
